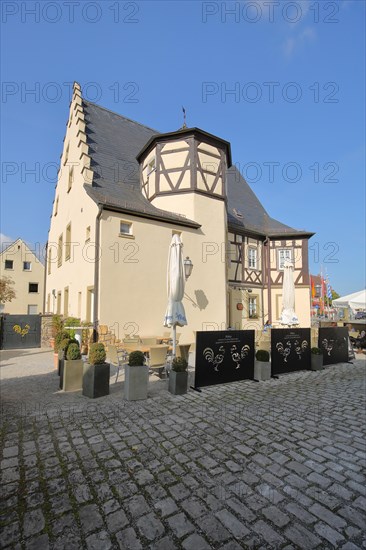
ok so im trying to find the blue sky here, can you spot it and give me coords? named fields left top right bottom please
left=1, top=0, right=365, bottom=296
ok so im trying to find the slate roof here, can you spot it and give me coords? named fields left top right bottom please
left=82, top=100, right=313, bottom=238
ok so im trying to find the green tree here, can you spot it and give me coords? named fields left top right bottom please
left=325, top=288, right=340, bottom=306
left=0, top=276, right=16, bottom=304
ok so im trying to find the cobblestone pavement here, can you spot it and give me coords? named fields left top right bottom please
left=1, top=350, right=365, bottom=549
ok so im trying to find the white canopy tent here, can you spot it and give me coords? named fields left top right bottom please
left=333, top=290, right=366, bottom=312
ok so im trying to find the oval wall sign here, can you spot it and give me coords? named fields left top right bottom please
left=237, top=303, right=244, bottom=311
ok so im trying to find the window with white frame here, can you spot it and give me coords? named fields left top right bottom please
left=23, top=261, right=31, bottom=271
left=120, top=221, right=132, bottom=235
left=5, top=260, right=13, bottom=270
left=278, top=248, right=293, bottom=270
left=248, top=296, right=258, bottom=318
left=248, top=247, right=257, bottom=269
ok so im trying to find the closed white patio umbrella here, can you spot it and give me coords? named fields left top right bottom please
left=163, top=234, right=187, bottom=357
left=279, top=261, right=299, bottom=326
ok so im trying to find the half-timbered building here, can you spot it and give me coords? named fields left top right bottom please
left=45, top=82, right=313, bottom=342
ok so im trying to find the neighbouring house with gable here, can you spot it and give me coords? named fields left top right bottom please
left=45, top=82, right=313, bottom=342
left=0, top=238, right=44, bottom=314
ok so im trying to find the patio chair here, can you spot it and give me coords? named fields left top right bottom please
left=148, top=345, right=169, bottom=378
left=140, top=337, right=159, bottom=346
left=107, top=344, right=128, bottom=383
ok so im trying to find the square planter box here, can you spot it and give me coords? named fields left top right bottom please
left=63, top=359, right=83, bottom=392
left=82, top=363, right=110, bottom=398
left=168, top=371, right=188, bottom=395
left=311, top=354, right=323, bottom=371
left=254, top=360, right=271, bottom=381
left=124, top=365, right=149, bottom=401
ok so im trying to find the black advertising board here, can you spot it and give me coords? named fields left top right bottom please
left=319, top=327, right=349, bottom=365
left=271, top=328, right=311, bottom=375
left=194, top=330, right=255, bottom=388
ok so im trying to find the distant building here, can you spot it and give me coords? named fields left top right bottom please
left=45, top=82, right=314, bottom=341
left=0, top=238, right=44, bottom=314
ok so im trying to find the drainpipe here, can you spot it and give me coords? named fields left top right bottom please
left=43, top=242, right=48, bottom=313
left=93, top=205, right=103, bottom=342
left=264, top=236, right=272, bottom=324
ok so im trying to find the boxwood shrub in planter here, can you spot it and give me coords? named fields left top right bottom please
left=58, top=336, right=78, bottom=389
left=169, top=357, right=188, bottom=395
left=311, top=347, right=324, bottom=371
left=82, top=343, right=110, bottom=398
left=254, top=349, right=271, bottom=381
left=63, top=343, right=83, bottom=392
left=124, top=351, right=148, bottom=401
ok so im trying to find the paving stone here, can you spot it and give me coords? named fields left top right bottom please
left=1, top=522, right=20, bottom=547
left=115, top=527, right=142, bottom=549
left=154, top=497, right=179, bottom=518
left=105, top=509, right=128, bottom=533
left=23, top=509, right=45, bottom=538
left=79, top=504, right=104, bottom=535
left=314, top=521, right=345, bottom=546
left=284, top=524, right=322, bottom=549
left=168, top=483, right=191, bottom=501
left=25, top=534, right=49, bottom=549
left=309, top=503, right=346, bottom=530
left=256, top=484, right=285, bottom=504
left=150, top=536, right=177, bottom=550
left=285, top=502, right=317, bottom=524
left=181, top=497, right=208, bottom=519
left=263, top=505, right=291, bottom=527
left=338, top=505, right=366, bottom=530
left=166, top=513, right=195, bottom=538
left=341, top=543, right=363, bottom=550
left=199, top=514, right=231, bottom=543
left=182, top=533, right=211, bottom=549
left=307, top=472, right=333, bottom=489
left=125, top=494, right=150, bottom=518
left=136, top=512, right=165, bottom=541
left=85, top=530, right=112, bottom=550
left=252, top=520, right=284, bottom=546
left=287, top=460, right=312, bottom=476
left=215, top=509, right=250, bottom=538
left=353, top=495, right=366, bottom=510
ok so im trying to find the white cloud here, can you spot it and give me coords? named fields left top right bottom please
left=282, top=26, right=316, bottom=58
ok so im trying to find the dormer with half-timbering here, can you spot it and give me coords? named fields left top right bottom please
left=137, top=128, right=231, bottom=217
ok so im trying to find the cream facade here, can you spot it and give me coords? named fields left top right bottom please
left=0, top=239, right=44, bottom=314
left=45, top=82, right=314, bottom=342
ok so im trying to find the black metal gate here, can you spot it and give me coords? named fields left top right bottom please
left=0, top=315, right=41, bottom=349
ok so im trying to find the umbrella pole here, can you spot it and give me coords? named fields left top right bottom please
left=172, top=325, right=176, bottom=358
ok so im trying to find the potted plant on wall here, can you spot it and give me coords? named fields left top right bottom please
left=63, top=343, right=83, bottom=392
left=254, top=349, right=271, bottom=381
left=124, top=351, right=148, bottom=401
left=82, top=343, right=110, bottom=398
left=311, top=347, right=324, bottom=371
left=169, top=357, right=188, bottom=395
